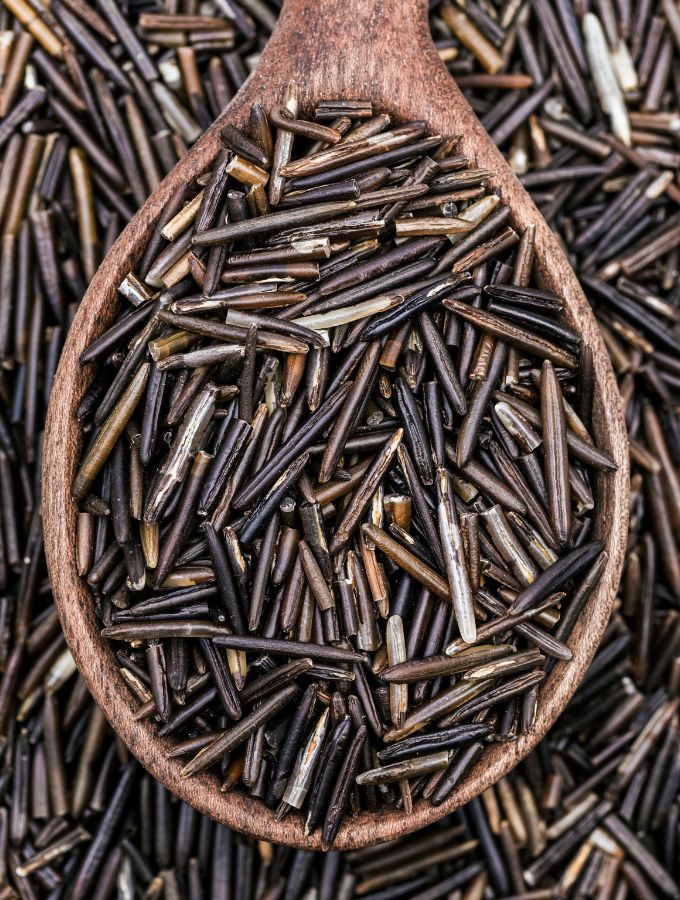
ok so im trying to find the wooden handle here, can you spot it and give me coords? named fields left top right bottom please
left=249, top=0, right=452, bottom=117
left=42, top=0, right=630, bottom=851
left=261, top=0, right=433, bottom=108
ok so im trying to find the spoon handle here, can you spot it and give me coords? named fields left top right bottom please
left=249, top=0, right=439, bottom=112
left=271, top=0, right=432, bottom=66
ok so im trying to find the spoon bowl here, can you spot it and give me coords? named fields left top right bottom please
left=43, top=0, right=629, bottom=850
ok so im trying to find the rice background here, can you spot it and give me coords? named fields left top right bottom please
left=0, top=0, right=678, bottom=896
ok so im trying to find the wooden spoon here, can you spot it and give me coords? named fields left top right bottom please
left=43, top=0, right=629, bottom=850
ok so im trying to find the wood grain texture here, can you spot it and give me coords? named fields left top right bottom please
left=42, top=0, right=629, bottom=850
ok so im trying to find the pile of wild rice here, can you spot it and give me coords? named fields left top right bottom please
left=0, top=0, right=677, bottom=895
left=73, top=92, right=615, bottom=845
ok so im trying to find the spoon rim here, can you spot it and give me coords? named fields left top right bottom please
left=42, top=18, right=629, bottom=851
